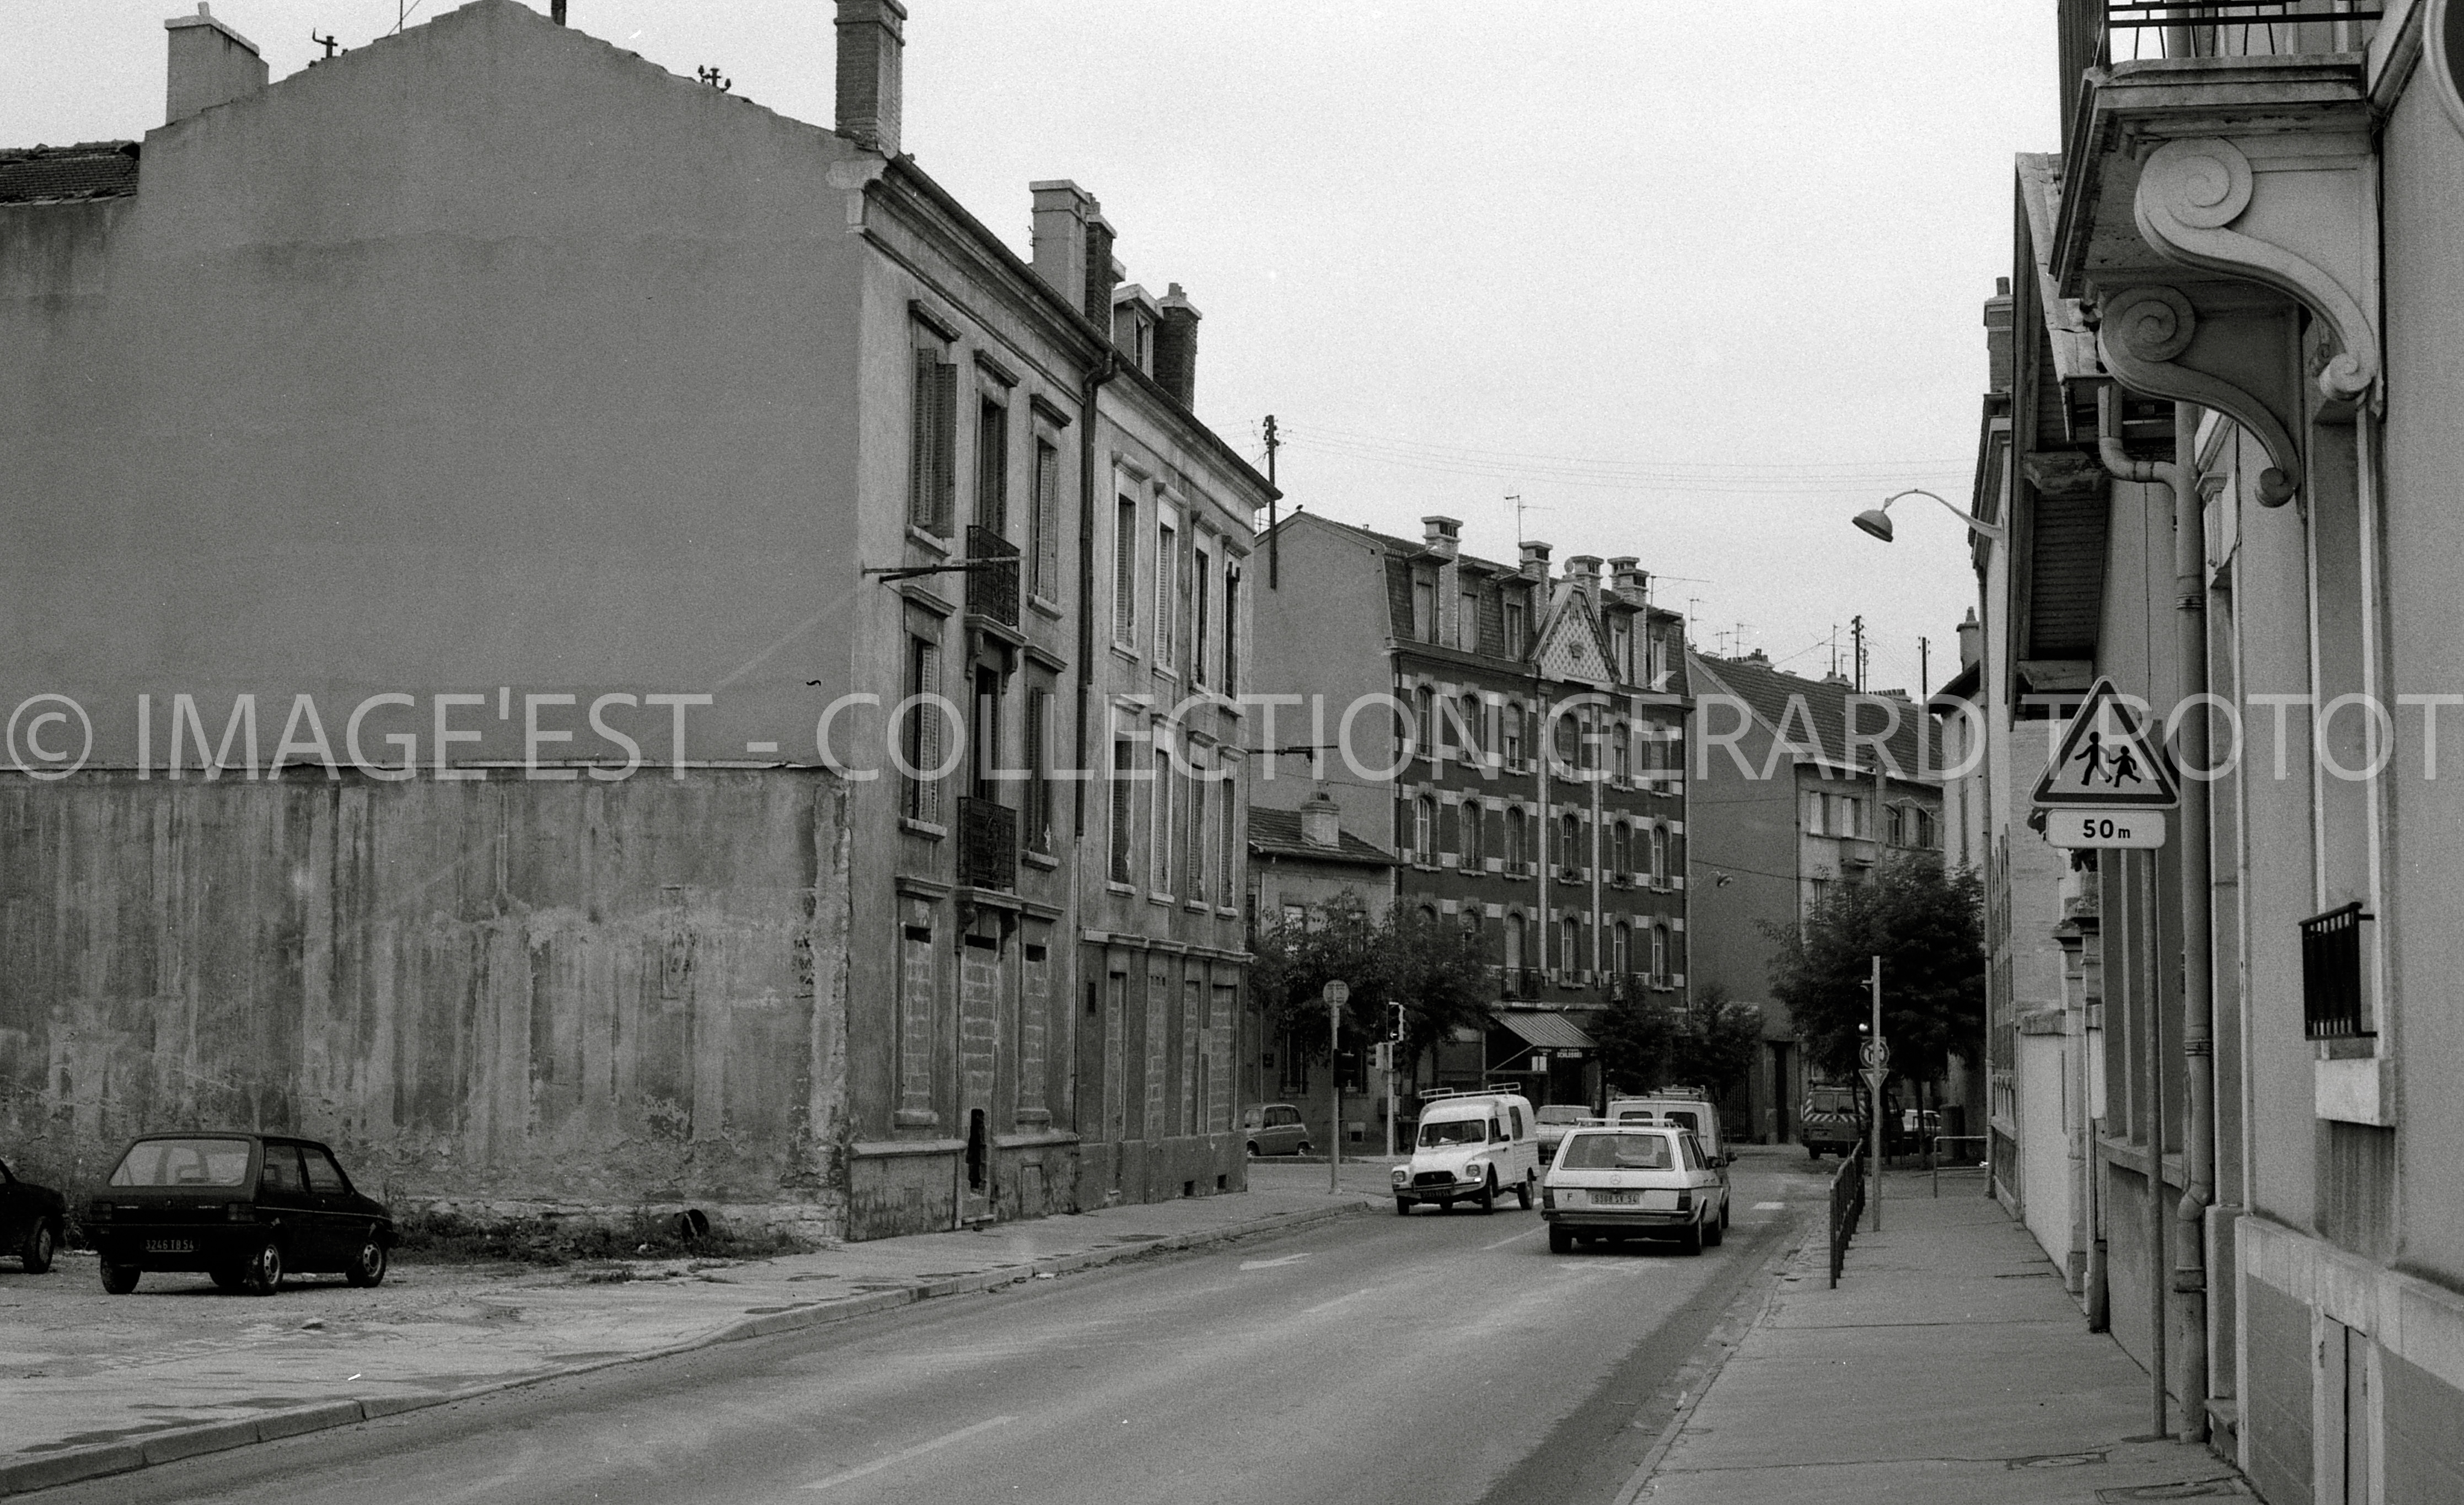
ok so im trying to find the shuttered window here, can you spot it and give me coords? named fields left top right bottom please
left=1155, top=521, right=1178, bottom=665
left=975, top=395, right=1008, bottom=532
left=1222, top=562, right=1241, bottom=695
left=1109, top=738, right=1135, bottom=883
left=1114, top=497, right=1137, bottom=646
left=1030, top=439, right=1061, bottom=600
left=1024, top=687, right=1053, bottom=853
left=1151, top=744, right=1173, bottom=894
left=909, top=347, right=957, bottom=534
left=905, top=636, right=942, bottom=823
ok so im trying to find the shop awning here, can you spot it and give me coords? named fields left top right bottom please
left=1490, top=1010, right=1596, bottom=1052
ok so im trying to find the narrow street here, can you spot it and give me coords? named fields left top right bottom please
left=33, top=1158, right=1823, bottom=1505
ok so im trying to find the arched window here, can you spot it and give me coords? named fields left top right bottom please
left=1651, top=923, right=1668, bottom=982
left=1563, top=915, right=1582, bottom=974
left=1419, top=904, right=1439, bottom=927
left=1505, top=807, right=1526, bottom=869
left=1613, top=921, right=1631, bottom=975
left=1561, top=812, right=1581, bottom=870
left=1614, top=823, right=1632, bottom=875
left=1504, top=912, right=1526, bottom=970
left=1651, top=825, right=1668, bottom=883
left=1461, top=693, right=1484, bottom=759
left=1502, top=703, right=1525, bottom=766
left=1462, top=803, right=1484, bottom=867
left=1414, top=685, right=1434, bottom=759
left=1414, top=795, right=1436, bottom=858
left=1612, top=724, right=1630, bottom=782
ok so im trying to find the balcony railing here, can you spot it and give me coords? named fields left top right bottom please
left=965, top=525, right=1019, bottom=628
left=2300, top=901, right=2371, bottom=1039
left=957, top=796, right=1017, bottom=892
left=2100, top=2, right=2380, bottom=63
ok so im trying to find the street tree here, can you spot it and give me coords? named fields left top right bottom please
left=1762, top=855, right=1984, bottom=1087
left=1248, top=902, right=1493, bottom=1075
left=1593, top=981, right=1761, bottom=1103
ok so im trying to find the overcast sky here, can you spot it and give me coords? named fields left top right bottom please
left=5, top=1, right=2057, bottom=696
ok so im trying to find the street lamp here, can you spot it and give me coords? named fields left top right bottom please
left=1853, top=488, right=2009, bottom=545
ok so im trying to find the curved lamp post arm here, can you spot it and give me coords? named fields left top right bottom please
left=1853, top=488, right=2009, bottom=545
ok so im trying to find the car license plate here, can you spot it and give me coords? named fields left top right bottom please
left=145, top=1238, right=196, bottom=1254
left=1590, top=1190, right=1637, bottom=1206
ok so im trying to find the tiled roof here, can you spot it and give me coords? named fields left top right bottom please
left=1248, top=807, right=1395, bottom=866
left=0, top=142, right=140, bottom=205
left=1691, top=651, right=1939, bottom=780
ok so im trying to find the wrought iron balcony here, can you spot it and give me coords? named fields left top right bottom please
left=965, top=525, right=1019, bottom=628
left=957, top=796, right=1017, bottom=892
left=2098, top=1, right=2380, bottom=63
left=2300, top=901, right=2371, bottom=1039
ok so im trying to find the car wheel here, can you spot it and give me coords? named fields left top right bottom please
left=100, top=1260, right=140, bottom=1294
left=211, top=1265, right=247, bottom=1292
left=1705, top=1211, right=1725, bottom=1248
left=1548, top=1226, right=1573, bottom=1255
left=242, top=1239, right=284, bottom=1296
left=1394, top=1196, right=1413, bottom=1216
left=1246, top=1141, right=1260, bottom=1159
left=19, top=1220, right=57, bottom=1275
left=1720, top=1196, right=1731, bottom=1230
left=1681, top=1213, right=1705, bottom=1256
left=1478, top=1173, right=1496, bottom=1214
left=1296, top=1141, right=1311, bottom=1156
left=1807, top=1146, right=1822, bottom=1160
left=1437, top=1198, right=1451, bottom=1214
left=1516, top=1174, right=1534, bottom=1211
left=344, top=1233, right=389, bottom=1289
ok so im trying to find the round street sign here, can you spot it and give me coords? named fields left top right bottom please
left=1859, top=1039, right=1891, bottom=1070
left=1322, top=980, right=1350, bottom=1005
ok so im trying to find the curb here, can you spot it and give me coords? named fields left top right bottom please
left=0, top=1200, right=1367, bottom=1498
left=1609, top=1232, right=1807, bottom=1505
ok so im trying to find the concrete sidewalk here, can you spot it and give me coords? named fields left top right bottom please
left=1624, top=1176, right=2253, bottom=1503
left=0, top=1174, right=1383, bottom=1498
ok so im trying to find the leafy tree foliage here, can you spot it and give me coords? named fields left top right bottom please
left=1249, top=901, right=1494, bottom=1070
left=1763, top=856, right=1985, bottom=1085
left=1594, top=981, right=1762, bottom=1103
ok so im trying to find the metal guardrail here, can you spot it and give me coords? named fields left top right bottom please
left=1929, top=1135, right=1990, bottom=1199
left=1828, top=1151, right=1866, bottom=1288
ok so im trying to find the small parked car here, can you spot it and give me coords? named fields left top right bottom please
left=85, top=1132, right=394, bottom=1296
left=1532, top=1104, right=1587, bottom=1163
left=1391, top=1088, right=1539, bottom=1214
left=1, top=1155, right=67, bottom=1273
left=1242, top=1103, right=1313, bottom=1157
left=1542, top=1124, right=1725, bottom=1255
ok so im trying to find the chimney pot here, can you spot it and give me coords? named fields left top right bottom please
left=1518, top=540, right=1552, bottom=581
left=1608, top=556, right=1647, bottom=599
left=1958, top=605, right=1983, bottom=669
left=1301, top=792, right=1342, bottom=850
left=1421, top=516, right=1461, bottom=558
left=833, top=0, right=906, bottom=157
left=1155, top=283, right=1201, bottom=408
left=164, top=3, right=266, bottom=127
left=1029, top=180, right=1097, bottom=316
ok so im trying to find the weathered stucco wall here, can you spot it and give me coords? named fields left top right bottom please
left=0, top=768, right=850, bottom=1234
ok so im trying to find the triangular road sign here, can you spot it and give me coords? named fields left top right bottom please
left=2032, top=677, right=2180, bottom=809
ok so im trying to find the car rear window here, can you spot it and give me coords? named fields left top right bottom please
left=1560, top=1132, right=1674, bottom=1170
left=109, top=1138, right=252, bottom=1188
left=1810, top=1089, right=1859, bottom=1112
left=1661, top=1109, right=1703, bottom=1136
left=1536, top=1105, right=1584, bottom=1124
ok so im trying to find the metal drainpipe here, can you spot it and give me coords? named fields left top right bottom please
left=2098, top=384, right=2214, bottom=1444
left=1071, top=350, right=1119, bottom=839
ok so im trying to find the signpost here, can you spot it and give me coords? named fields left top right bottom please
left=1323, top=980, right=1350, bottom=1194
left=1868, top=956, right=1883, bottom=1232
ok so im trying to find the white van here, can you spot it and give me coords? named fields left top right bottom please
left=1602, top=1090, right=1730, bottom=1229
left=1391, top=1088, right=1540, bottom=1214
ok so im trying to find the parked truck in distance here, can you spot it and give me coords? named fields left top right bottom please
left=1800, top=1083, right=1867, bottom=1160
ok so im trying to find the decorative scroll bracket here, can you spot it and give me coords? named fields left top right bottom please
left=2097, top=284, right=2304, bottom=507
left=2133, top=135, right=2380, bottom=406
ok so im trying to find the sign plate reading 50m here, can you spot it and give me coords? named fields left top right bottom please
left=2046, top=808, right=2168, bottom=850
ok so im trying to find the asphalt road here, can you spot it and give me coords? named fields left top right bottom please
left=39, top=1158, right=1824, bottom=1505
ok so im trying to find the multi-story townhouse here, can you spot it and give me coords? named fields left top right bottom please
left=0, top=0, right=1267, bottom=1241
left=1248, top=513, right=1690, bottom=1127
left=1953, top=6, right=2464, bottom=1496
left=1684, top=651, right=1949, bottom=1146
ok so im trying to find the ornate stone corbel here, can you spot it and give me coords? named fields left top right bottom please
left=2133, top=136, right=2379, bottom=403
left=2097, top=285, right=2301, bottom=506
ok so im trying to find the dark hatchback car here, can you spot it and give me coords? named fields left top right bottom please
left=87, top=1133, right=394, bottom=1296
left=2, top=1155, right=67, bottom=1273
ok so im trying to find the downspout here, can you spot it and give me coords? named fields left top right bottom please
left=2098, top=384, right=2214, bottom=1445
left=1072, top=349, right=1119, bottom=840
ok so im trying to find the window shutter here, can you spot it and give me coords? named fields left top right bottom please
left=915, top=641, right=942, bottom=822
left=909, top=348, right=936, bottom=527
left=931, top=359, right=958, bottom=531
left=1114, top=498, right=1137, bottom=643
left=1033, top=441, right=1061, bottom=598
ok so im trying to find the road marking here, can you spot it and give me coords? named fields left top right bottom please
left=1302, top=1288, right=1376, bottom=1315
left=801, top=1416, right=1016, bottom=1492
left=1481, top=1225, right=1545, bottom=1251
left=1238, top=1253, right=1312, bottom=1270
left=1754, top=1201, right=1785, bottom=1211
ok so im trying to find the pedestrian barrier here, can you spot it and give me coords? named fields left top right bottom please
left=1827, top=1149, right=1865, bottom=1288
left=1928, top=1135, right=1990, bottom=1198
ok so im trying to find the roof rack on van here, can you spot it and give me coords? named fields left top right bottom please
left=1418, top=1085, right=1519, bottom=1103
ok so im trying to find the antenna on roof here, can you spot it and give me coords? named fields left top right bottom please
left=697, top=66, right=733, bottom=92
left=312, top=30, right=341, bottom=58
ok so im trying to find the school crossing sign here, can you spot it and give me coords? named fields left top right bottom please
left=2031, top=678, right=2178, bottom=850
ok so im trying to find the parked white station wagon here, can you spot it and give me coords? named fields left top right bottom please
left=1541, top=1124, right=1725, bottom=1255
left=1391, top=1089, right=1539, bottom=1214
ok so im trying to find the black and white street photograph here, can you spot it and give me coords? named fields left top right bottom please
left=3, top=4, right=2459, bottom=1502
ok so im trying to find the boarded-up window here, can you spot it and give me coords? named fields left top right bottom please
left=900, top=921, right=936, bottom=1118
left=1018, top=941, right=1050, bottom=1121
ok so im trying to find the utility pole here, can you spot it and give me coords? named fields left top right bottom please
left=1323, top=980, right=1349, bottom=1194
left=1919, top=636, right=1930, bottom=702
left=1264, top=415, right=1280, bottom=588
left=1851, top=615, right=1866, bottom=693
left=1386, top=1002, right=1405, bottom=1160
left=1870, top=955, right=1885, bottom=1232
left=1507, top=492, right=1525, bottom=542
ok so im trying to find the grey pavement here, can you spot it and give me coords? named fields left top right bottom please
left=0, top=1173, right=1387, bottom=1497
left=1624, top=1175, right=2254, bottom=1503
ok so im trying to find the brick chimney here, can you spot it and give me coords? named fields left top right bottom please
left=1030, top=181, right=1096, bottom=314
left=1088, top=227, right=1119, bottom=326
left=1985, top=275, right=2014, bottom=395
left=833, top=0, right=905, bottom=156
left=1421, top=516, right=1461, bottom=559
left=1301, top=791, right=1341, bottom=850
left=1519, top=541, right=1552, bottom=582
left=1608, top=557, right=1647, bottom=600
left=164, top=4, right=266, bottom=127
left=1565, top=555, right=1603, bottom=601
left=1958, top=605, right=1982, bottom=669
left=1154, top=284, right=1200, bottom=407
